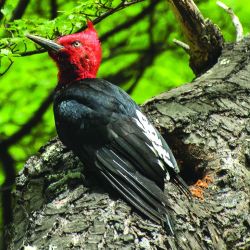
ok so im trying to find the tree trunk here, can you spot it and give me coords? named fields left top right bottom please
left=5, top=37, right=250, bottom=249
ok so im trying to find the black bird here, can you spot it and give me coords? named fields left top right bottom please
left=27, top=21, right=190, bottom=234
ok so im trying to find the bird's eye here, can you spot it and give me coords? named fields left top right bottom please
left=72, top=41, right=82, bottom=47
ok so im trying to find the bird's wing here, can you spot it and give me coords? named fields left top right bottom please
left=128, top=109, right=191, bottom=197
left=107, top=110, right=189, bottom=184
left=93, top=110, right=190, bottom=232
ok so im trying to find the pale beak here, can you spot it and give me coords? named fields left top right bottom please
left=26, top=34, right=64, bottom=52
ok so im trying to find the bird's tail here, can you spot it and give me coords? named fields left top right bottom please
left=95, top=147, right=177, bottom=235
left=172, top=174, right=192, bottom=200
left=159, top=208, right=175, bottom=235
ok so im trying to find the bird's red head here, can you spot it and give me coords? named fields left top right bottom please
left=27, top=21, right=102, bottom=85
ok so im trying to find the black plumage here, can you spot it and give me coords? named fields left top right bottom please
left=54, top=78, right=189, bottom=234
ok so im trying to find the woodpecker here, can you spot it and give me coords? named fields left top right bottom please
left=27, top=21, right=190, bottom=234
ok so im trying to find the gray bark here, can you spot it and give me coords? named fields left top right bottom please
left=6, top=38, right=250, bottom=249
left=167, top=0, right=224, bottom=75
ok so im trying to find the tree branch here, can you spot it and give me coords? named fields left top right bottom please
left=77, top=0, right=145, bottom=32
left=126, top=5, right=156, bottom=94
left=10, top=0, right=31, bottom=22
left=50, top=0, right=58, bottom=19
left=100, top=0, right=158, bottom=42
left=167, top=0, right=224, bottom=75
left=18, top=0, right=145, bottom=57
left=217, top=1, right=243, bottom=42
left=105, top=41, right=168, bottom=87
left=19, top=48, right=46, bottom=57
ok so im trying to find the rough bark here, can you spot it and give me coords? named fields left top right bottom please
left=5, top=37, right=250, bottom=249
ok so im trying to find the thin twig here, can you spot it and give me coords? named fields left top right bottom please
left=173, top=39, right=190, bottom=52
left=217, top=1, right=243, bottom=42
left=100, top=0, right=158, bottom=42
left=20, top=48, right=46, bottom=56
left=78, top=0, right=145, bottom=32
left=102, top=47, right=168, bottom=62
left=0, top=59, right=13, bottom=76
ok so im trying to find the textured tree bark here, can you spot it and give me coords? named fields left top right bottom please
left=6, top=38, right=250, bottom=249
left=167, top=0, right=224, bottom=75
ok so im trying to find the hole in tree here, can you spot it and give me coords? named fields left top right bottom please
left=163, top=131, right=205, bottom=185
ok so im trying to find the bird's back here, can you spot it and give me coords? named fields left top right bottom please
left=53, top=78, right=138, bottom=148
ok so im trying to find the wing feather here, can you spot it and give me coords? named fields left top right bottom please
left=108, top=112, right=191, bottom=197
left=95, top=147, right=174, bottom=234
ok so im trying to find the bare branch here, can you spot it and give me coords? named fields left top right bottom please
left=173, top=38, right=190, bottom=51
left=0, top=59, right=13, bottom=76
left=217, top=1, right=243, bottom=42
left=167, top=0, right=224, bottom=75
left=105, top=41, right=169, bottom=93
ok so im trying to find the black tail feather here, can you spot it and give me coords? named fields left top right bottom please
left=172, top=174, right=192, bottom=200
left=95, top=148, right=175, bottom=235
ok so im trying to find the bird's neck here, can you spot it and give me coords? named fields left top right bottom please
left=58, top=62, right=97, bottom=86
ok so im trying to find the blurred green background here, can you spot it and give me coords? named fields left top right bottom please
left=0, top=0, right=248, bottom=246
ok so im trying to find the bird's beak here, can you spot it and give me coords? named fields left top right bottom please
left=26, top=34, right=64, bottom=52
